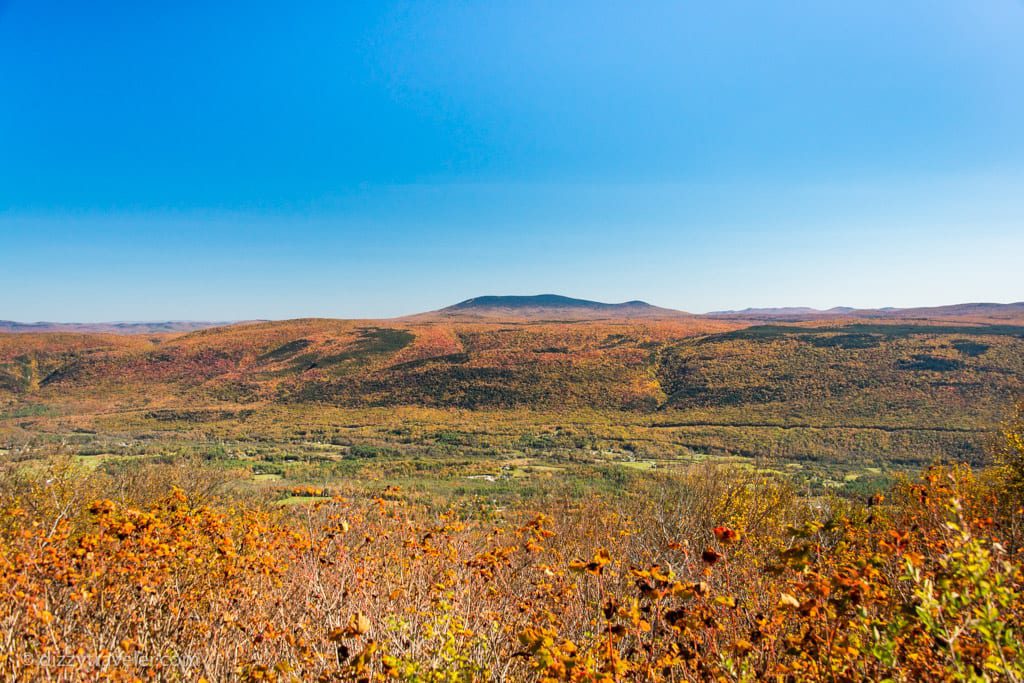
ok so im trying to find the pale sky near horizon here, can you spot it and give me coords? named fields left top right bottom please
left=2, top=1, right=1022, bottom=321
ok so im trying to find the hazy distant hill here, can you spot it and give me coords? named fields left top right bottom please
left=419, top=294, right=691, bottom=320
left=708, top=302, right=1024, bottom=323
left=880, top=302, right=1024, bottom=321
left=0, top=320, right=238, bottom=334
left=707, top=307, right=855, bottom=319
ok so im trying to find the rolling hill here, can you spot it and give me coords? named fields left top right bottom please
left=2, top=297, right=1023, bottom=464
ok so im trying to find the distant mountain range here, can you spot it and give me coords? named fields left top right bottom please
left=426, top=296, right=1024, bottom=323
left=2, top=296, right=1023, bottom=332
left=708, top=307, right=857, bottom=317
left=708, top=302, right=1024, bottom=322
left=0, top=320, right=236, bottom=334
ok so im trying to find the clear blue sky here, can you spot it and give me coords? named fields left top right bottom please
left=2, top=1, right=1022, bottom=321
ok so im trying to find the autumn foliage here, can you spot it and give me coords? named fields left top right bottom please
left=0, top=455, right=1021, bottom=682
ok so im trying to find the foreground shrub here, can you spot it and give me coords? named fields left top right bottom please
left=0, top=460, right=1021, bottom=681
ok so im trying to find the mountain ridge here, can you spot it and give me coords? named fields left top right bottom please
left=448, top=294, right=652, bottom=310
left=418, top=294, right=692, bottom=320
left=4, top=298, right=1024, bottom=333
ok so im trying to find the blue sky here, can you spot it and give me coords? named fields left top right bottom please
left=2, top=1, right=1022, bottom=321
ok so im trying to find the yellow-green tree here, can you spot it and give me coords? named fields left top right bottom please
left=997, top=401, right=1024, bottom=496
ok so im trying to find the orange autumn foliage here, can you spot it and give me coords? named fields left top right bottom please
left=0, top=462, right=1022, bottom=681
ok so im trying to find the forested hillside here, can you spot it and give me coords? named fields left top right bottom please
left=2, top=315, right=1022, bottom=465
